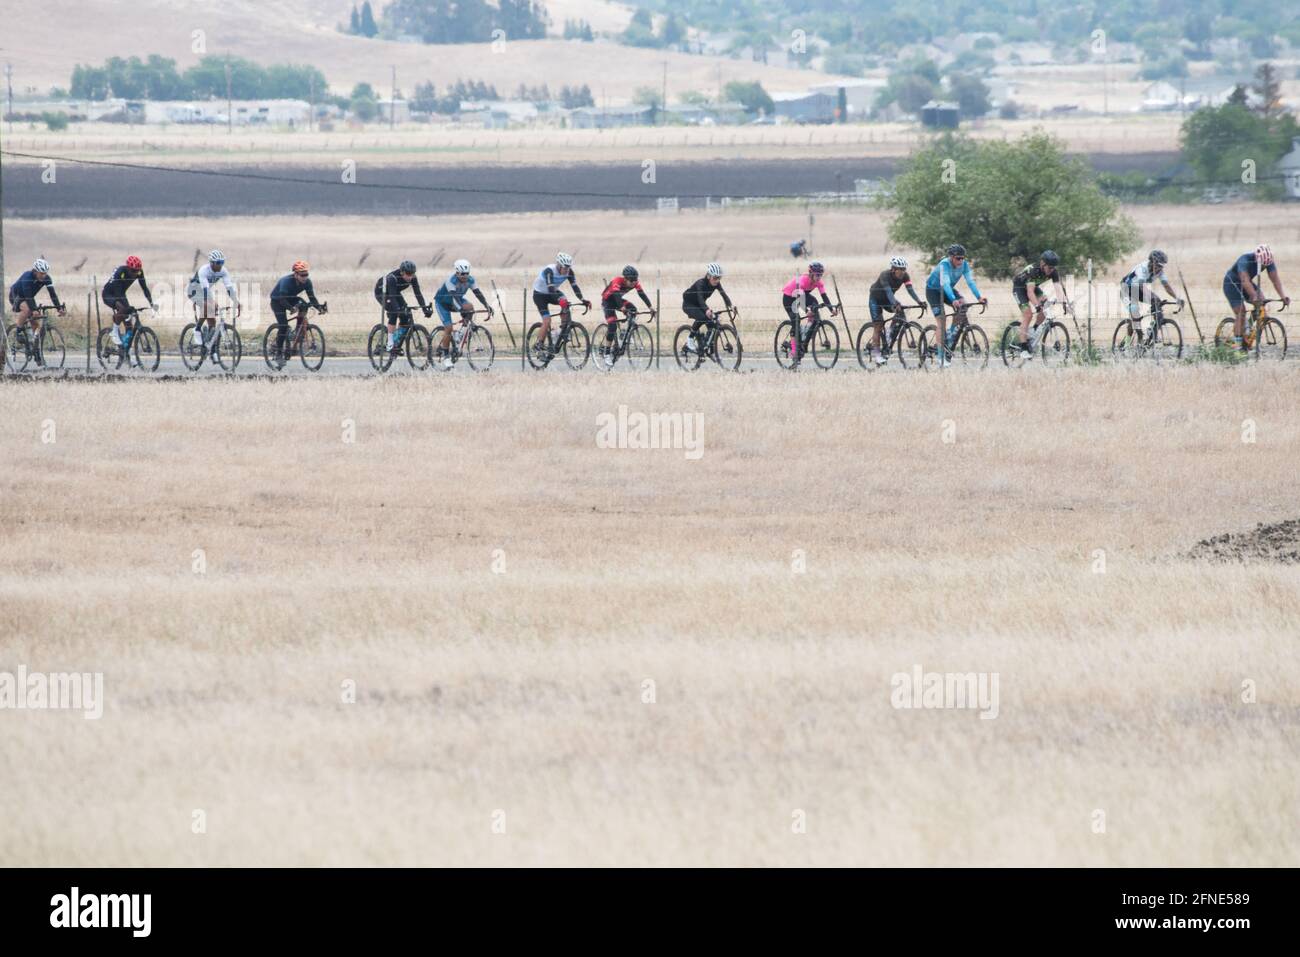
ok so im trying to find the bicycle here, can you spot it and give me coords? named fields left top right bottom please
left=433, top=304, right=496, bottom=372
left=673, top=306, right=743, bottom=372
left=1214, top=298, right=1288, bottom=361
left=592, top=302, right=655, bottom=372
left=856, top=302, right=926, bottom=370
left=96, top=305, right=161, bottom=373
left=999, top=297, right=1073, bottom=368
left=775, top=302, right=840, bottom=370
left=367, top=314, right=431, bottom=373
left=263, top=301, right=328, bottom=372
left=4, top=305, right=67, bottom=373
left=1111, top=298, right=1184, bottom=362
left=181, top=305, right=242, bottom=372
left=919, top=301, right=989, bottom=370
left=526, top=300, right=591, bottom=371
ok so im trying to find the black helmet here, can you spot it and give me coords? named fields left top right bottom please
left=946, top=243, right=966, bottom=257
left=399, top=260, right=417, bottom=274
left=1149, top=249, right=1168, bottom=266
left=1041, top=249, right=1060, bottom=266
left=622, top=265, right=639, bottom=282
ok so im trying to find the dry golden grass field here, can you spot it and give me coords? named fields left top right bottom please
left=2, top=365, right=1299, bottom=866
left=7, top=203, right=1297, bottom=349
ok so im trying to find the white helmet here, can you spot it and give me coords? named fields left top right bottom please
left=1255, top=243, right=1274, bottom=268
left=706, top=262, right=724, bottom=278
left=208, top=249, right=225, bottom=263
left=32, top=258, right=51, bottom=273
left=555, top=252, right=573, bottom=267
left=453, top=259, right=471, bottom=276
left=889, top=256, right=908, bottom=269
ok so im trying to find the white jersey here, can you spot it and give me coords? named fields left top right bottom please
left=532, top=263, right=578, bottom=295
left=1122, top=261, right=1164, bottom=286
left=189, top=263, right=238, bottom=303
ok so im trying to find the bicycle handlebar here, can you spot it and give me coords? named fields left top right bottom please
left=1257, top=298, right=1289, bottom=312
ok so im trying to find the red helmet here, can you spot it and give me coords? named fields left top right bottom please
left=292, top=260, right=309, bottom=274
left=125, top=255, right=142, bottom=271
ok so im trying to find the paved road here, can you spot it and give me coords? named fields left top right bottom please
left=3, top=154, right=1181, bottom=218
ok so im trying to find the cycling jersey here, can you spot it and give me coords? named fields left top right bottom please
left=8, top=270, right=62, bottom=309
left=434, top=273, right=476, bottom=309
left=373, top=270, right=427, bottom=308
left=682, top=277, right=731, bottom=313
left=926, top=258, right=981, bottom=300
left=532, top=263, right=583, bottom=299
left=869, top=269, right=919, bottom=306
left=189, top=263, right=238, bottom=303
left=1012, top=262, right=1058, bottom=288
left=601, top=276, right=651, bottom=305
left=783, top=274, right=827, bottom=298
left=270, top=273, right=320, bottom=306
left=1122, top=261, right=1167, bottom=286
left=1223, top=252, right=1278, bottom=307
left=102, top=266, right=153, bottom=305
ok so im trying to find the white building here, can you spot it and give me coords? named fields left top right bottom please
left=141, top=99, right=310, bottom=126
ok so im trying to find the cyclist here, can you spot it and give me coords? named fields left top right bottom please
left=532, top=252, right=588, bottom=362
left=101, top=255, right=157, bottom=352
left=598, top=265, right=654, bottom=368
left=681, top=262, right=732, bottom=353
left=781, top=261, right=838, bottom=354
left=1011, top=250, right=1071, bottom=359
left=374, top=260, right=433, bottom=354
left=1119, top=249, right=1181, bottom=336
left=185, top=250, right=240, bottom=350
left=433, top=259, right=492, bottom=369
left=269, top=260, right=326, bottom=361
left=1224, top=244, right=1290, bottom=351
left=925, top=243, right=986, bottom=368
left=7, top=258, right=65, bottom=365
left=866, top=255, right=923, bottom=365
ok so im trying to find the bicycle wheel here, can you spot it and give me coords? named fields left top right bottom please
left=39, top=326, right=66, bottom=370
left=132, top=326, right=161, bottom=372
left=711, top=323, right=743, bottom=371
left=893, top=321, right=923, bottom=369
left=96, top=328, right=124, bottom=371
left=214, top=327, right=242, bottom=372
left=300, top=324, right=326, bottom=372
left=809, top=319, right=840, bottom=370
left=262, top=323, right=287, bottom=372
left=1000, top=321, right=1029, bottom=369
left=673, top=324, right=702, bottom=371
left=179, top=323, right=206, bottom=371
left=406, top=325, right=431, bottom=370
left=6, top=324, right=32, bottom=373
left=773, top=319, right=798, bottom=370
left=1111, top=320, right=1140, bottom=360
left=855, top=322, right=875, bottom=370
left=917, top=325, right=938, bottom=370
left=525, top=322, right=552, bottom=370
left=367, top=324, right=392, bottom=372
left=1038, top=321, right=1070, bottom=367
left=465, top=325, right=495, bottom=372
left=1151, top=319, right=1183, bottom=362
left=957, top=325, right=989, bottom=369
left=624, top=323, right=654, bottom=371
left=1256, top=318, right=1287, bottom=361
left=563, top=322, right=591, bottom=370
left=1213, top=318, right=1235, bottom=349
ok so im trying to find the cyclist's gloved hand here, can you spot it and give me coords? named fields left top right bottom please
left=1284, top=296, right=1292, bottom=308
left=422, top=305, right=433, bottom=318
left=582, top=299, right=591, bottom=309
left=57, top=305, right=67, bottom=316
left=150, top=303, right=160, bottom=315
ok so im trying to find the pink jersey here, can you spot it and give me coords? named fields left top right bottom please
left=783, top=274, right=826, bottom=297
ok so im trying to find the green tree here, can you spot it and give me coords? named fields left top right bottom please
left=883, top=132, right=1140, bottom=278
left=1180, top=102, right=1299, bottom=199
left=723, top=80, right=774, bottom=116
left=360, top=1, right=379, bottom=37
left=350, top=82, right=379, bottom=121
left=1253, top=62, right=1283, bottom=119
left=946, top=73, right=991, bottom=118
left=350, top=5, right=361, bottom=34
left=876, top=57, right=941, bottom=114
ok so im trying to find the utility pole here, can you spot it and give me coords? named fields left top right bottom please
left=661, top=60, right=667, bottom=126
left=390, top=64, right=396, bottom=131
left=4, top=63, right=12, bottom=133
left=224, top=57, right=232, bottom=134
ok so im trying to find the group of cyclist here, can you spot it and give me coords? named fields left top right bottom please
left=5, top=242, right=1291, bottom=369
